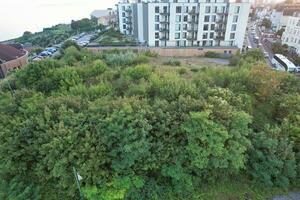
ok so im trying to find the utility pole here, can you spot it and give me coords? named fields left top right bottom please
left=72, top=166, right=83, bottom=200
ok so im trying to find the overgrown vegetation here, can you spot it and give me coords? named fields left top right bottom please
left=93, top=28, right=137, bottom=46
left=0, top=48, right=299, bottom=200
left=15, top=24, right=73, bottom=47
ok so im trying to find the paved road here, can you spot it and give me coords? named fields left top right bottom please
left=272, top=192, right=300, bottom=200
left=247, top=21, right=273, bottom=67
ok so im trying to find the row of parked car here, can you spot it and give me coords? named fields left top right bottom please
left=32, top=45, right=61, bottom=61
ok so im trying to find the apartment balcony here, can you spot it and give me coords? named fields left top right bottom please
left=160, top=20, right=169, bottom=24
left=188, top=10, right=198, bottom=15
left=216, top=12, right=228, bottom=16
left=160, top=11, right=169, bottom=15
left=215, top=28, right=226, bottom=32
left=216, top=20, right=227, bottom=24
left=126, top=27, right=133, bottom=31
left=126, top=15, right=132, bottom=19
left=187, top=28, right=197, bottom=32
left=187, top=36, right=196, bottom=40
left=215, top=35, right=225, bottom=40
left=188, top=20, right=198, bottom=24
left=125, top=8, right=132, bottom=13
left=160, top=27, right=169, bottom=32
left=160, top=36, right=169, bottom=40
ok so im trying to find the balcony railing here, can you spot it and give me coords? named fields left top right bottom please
left=215, top=28, right=226, bottom=32
left=160, top=20, right=169, bottom=24
left=160, top=11, right=169, bottom=15
left=125, top=8, right=132, bottom=13
left=160, top=27, right=169, bottom=32
left=216, top=20, right=226, bottom=24
left=125, top=20, right=132, bottom=24
left=188, top=20, right=198, bottom=24
left=160, top=36, right=169, bottom=40
left=188, top=10, right=198, bottom=15
left=216, top=12, right=228, bottom=16
left=215, top=35, right=225, bottom=40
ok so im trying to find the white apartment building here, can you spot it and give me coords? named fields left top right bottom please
left=282, top=14, right=300, bottom=55
left=117, top=0, right=250, bottom=49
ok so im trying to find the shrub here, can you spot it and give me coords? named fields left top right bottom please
left=229, top=55, right=240, bottom=66
left=142, top=50, right=158, bottom=58
left=125, top=65, right=152, bottom=80
left=204, top=51, right=220, bottom=58
left=178, top=68, right=187, bottom=75
left=163, top=59, right=181, bottom=66
left=104, top=51, right=148, bottom=67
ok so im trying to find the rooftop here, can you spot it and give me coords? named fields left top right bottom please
left=0, top=44, right=26, bottom=63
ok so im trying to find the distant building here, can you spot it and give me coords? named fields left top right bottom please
left=117, top=0, right=250, bottom=49
left=282, top=13, right=300, bottom=55
left=0, top=44, right=28, bottom=78
left=91, top=8, right=117, bottom=26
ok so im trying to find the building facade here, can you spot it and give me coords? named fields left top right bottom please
left=117, top=0, right=250, bottom=49
left=282, top=14, right=300, bottom=55
left=91, top=9, right=117, bottom=26
left=0, top=44, right=28, bottom=78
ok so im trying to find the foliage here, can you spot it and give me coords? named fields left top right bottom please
left=0, top=50, right=299, bottom=200
left=276, top=28, right=285, bottom=37
left=204, top=51, right=221, bottom=58
left=272, top=42, right=289, bottom=55
left=261, top=18, right=272, bottom=29
left=15, top=24, right=72, bottom=47
left=163, top=59, right=181, bottom=66
left=71, top=18, right=99, bottom=32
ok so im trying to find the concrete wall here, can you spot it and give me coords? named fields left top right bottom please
left=88, top=46, right=238, bottom=57
left=0, top=51, right=28, bottom=78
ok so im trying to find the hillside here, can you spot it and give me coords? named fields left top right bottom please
left=0, top=47, right=299, bottom=200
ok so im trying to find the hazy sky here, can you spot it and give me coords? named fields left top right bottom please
left=0, top=0, right=118, bottom=41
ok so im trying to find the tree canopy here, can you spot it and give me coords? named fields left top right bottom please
left=0, top=48, right=299, bottom=200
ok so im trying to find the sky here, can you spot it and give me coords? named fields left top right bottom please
left=0, top=0, right=118, bottom=41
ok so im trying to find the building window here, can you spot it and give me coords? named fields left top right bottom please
left=176, top=15, right=181, bottom=22
left=176, top=6, right=182, bottom=13
left=202, top=41, right=207, bottom=46
left=175, top=33, right=180, bottom=39
left=183, top=32, right=187, bottom=38
left=155, top=24, right=159, bottom=31
left=206, top=0, right=211, bottom=2
left=230, top=33, right=235, bottom=39
left=210, top=32, right=214, bottom=38
left=231, top=24, right=237, bottom=31
left=184, top=40, right=186, bottom=46
left=183, top=24, right=187, bottom=30
left=209, top=41, right=213, bottom=46
left=123, top=25, right=126, bottom=29
left=203, top=24, right=209, bottom=31
left=213, top=6, right=217, bottom=13
left=155, top=15, right=159, bottom=22
left=163, top=6, right=168, bottom=13
left=184, top=6, right=188, bottom=13
left=155, top=6, right=159, bottom=13
left=183, top=15, right=188, bottom=22
left=155, top=32, right=159, bottom=39
left=210, top=24, right=215, bottom=30
left=205, top=6, right=211, bottom=13
left=204, top=15, right=210, bottom=22
left=235, top=6, right=240, bottom=14
left=176, top=41, right=180, bottom=46
left=122, top=12, right=125, bottom=17
left=155, top=41, right=159, bottom=47
left=175, top=24, right=181, bottom=31
left=122, top=6, right=125, bottom=11
left=122, top=18, right=126, bottom=23
left=233, top=15, right=238, bottom=23
left=212, top=15, right=216, bottom=22
left=230, top=41, right=234, bottom=46
left=203, top=33, right=208, bottom=39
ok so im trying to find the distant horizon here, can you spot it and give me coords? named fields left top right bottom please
left=0, top=0, right=118, bottom=41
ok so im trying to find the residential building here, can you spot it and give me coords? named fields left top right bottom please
left=117, top=0, right=250, bottom=49
left=91, top=8, right=117, bottom=26
left=0, top=44, right=28, bottom=78
left=282, top=13, right=300, bottom=55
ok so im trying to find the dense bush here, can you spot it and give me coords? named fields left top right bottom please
left=204, top=51, right=221, bottom=58
left=0, top=49, right=299, bottom=200
left=163, top=59, right=181, bottom=66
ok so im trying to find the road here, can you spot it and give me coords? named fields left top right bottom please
left=246, top=21, right=273, bottom=67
